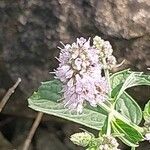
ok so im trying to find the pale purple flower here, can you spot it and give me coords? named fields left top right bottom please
left=57, top=44, right=71, bottom=64
left=55, top=65, right=71, bottom=82
left=55, top=37, right=109, bottom=113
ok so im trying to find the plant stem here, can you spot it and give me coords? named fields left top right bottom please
left=106, top=112, right=113, bottom=135
left=0, top=78, right=21, bottom=112
left=99, top=102, right=143, bottom=133
left=101, top=58, right=113, bottom=135
left=131, top=147, right=136, bottom=150
left=23, top=112, right=43, bottom=150
left=102, top=58, right=111, bottom=96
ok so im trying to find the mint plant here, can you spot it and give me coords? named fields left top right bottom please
left=28, top=36, right=150, bottom=150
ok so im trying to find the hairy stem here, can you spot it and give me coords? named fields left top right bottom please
left=101, top=58, right=112, bottom=135
left=102, top=58, right=111, bottom=96
left=106, top=113, right=113, bottom=135
left=99, top=102, right=143, bottom=133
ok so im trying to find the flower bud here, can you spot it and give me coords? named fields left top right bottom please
left=70, top=132, right=93, bottom=147
left=93, top=36, right=117, bottom=70
left=93, top=36, right=104, bottom=51
left=145, top=132, right=150, bottom=141
left=98, top=134, right=120, bottom=150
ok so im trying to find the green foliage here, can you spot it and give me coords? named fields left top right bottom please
left=111, top=70, right=150, bottom=99
left=112, top=118, right=144, bottom=147
left=143, top=99, right=150, bottom=122
left=28, top=79, right=107, bottom=130
left=28, top=70, right=150, bottom=149
left=115, top=92, right=142, bottom=125
left=111, top=70, right=150, bottom=125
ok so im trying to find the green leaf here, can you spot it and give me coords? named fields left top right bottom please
left=111, top=69, right=150, bottom=125
left=101, top=116, right=109, bottom=134
left=143, top=100, right=150, bottom=122
left=115, top=92, right=142, bottom=125
left=112, top=118, right=144, bottom=147
left=111, top=69, right=150, bottom=98
left=28, top=79, right=107, bottom=130
left=111, top=69, right=130, bottom=95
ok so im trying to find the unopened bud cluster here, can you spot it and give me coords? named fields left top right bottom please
left=98, top=134, right=120, bottom=150
left=145, top=132, right=150, bottom=141
left=93, top=36, right=117, bottom=70
left=70, top=132, right=120, bottom=150
left=143, top=122, right=150, bottom=142
left=70, top=132, right=93, bottom=147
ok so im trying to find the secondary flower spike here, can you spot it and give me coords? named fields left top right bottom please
left=55, top=37, right=109, bottom=113
left=93, top=36, right=117, bottom=70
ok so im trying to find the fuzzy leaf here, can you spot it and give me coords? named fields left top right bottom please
left=143, top=100, right=150, bottom=122
left=111, top=70, right=150, bottom=124
left=112, top=118, right=144, bottom=147
left=111, top=70, right=150, bottom=98
left=28, top=79, right=107, bottom=130
left=115, top=92, right=142, bottom=125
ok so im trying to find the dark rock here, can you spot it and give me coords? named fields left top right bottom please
left=35, top=128, right=67, bottom=150
left=62, top=124, right=84, bottom=150
left=0, top=0, right=149, bottom=134
left=94, top=0, right=150, bottom=39
left=10, top=118, right=33, bottom=150
left=137, top=141, right=150, bottom=150
left=0, top=0, right=149, bottom=96
left=0, top=132, right=14, bottom=150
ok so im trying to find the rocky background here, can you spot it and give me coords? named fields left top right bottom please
left=0, top=0, right=150, bottom=150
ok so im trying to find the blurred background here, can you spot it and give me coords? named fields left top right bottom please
left=0, top=0, right=150, bottom=149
